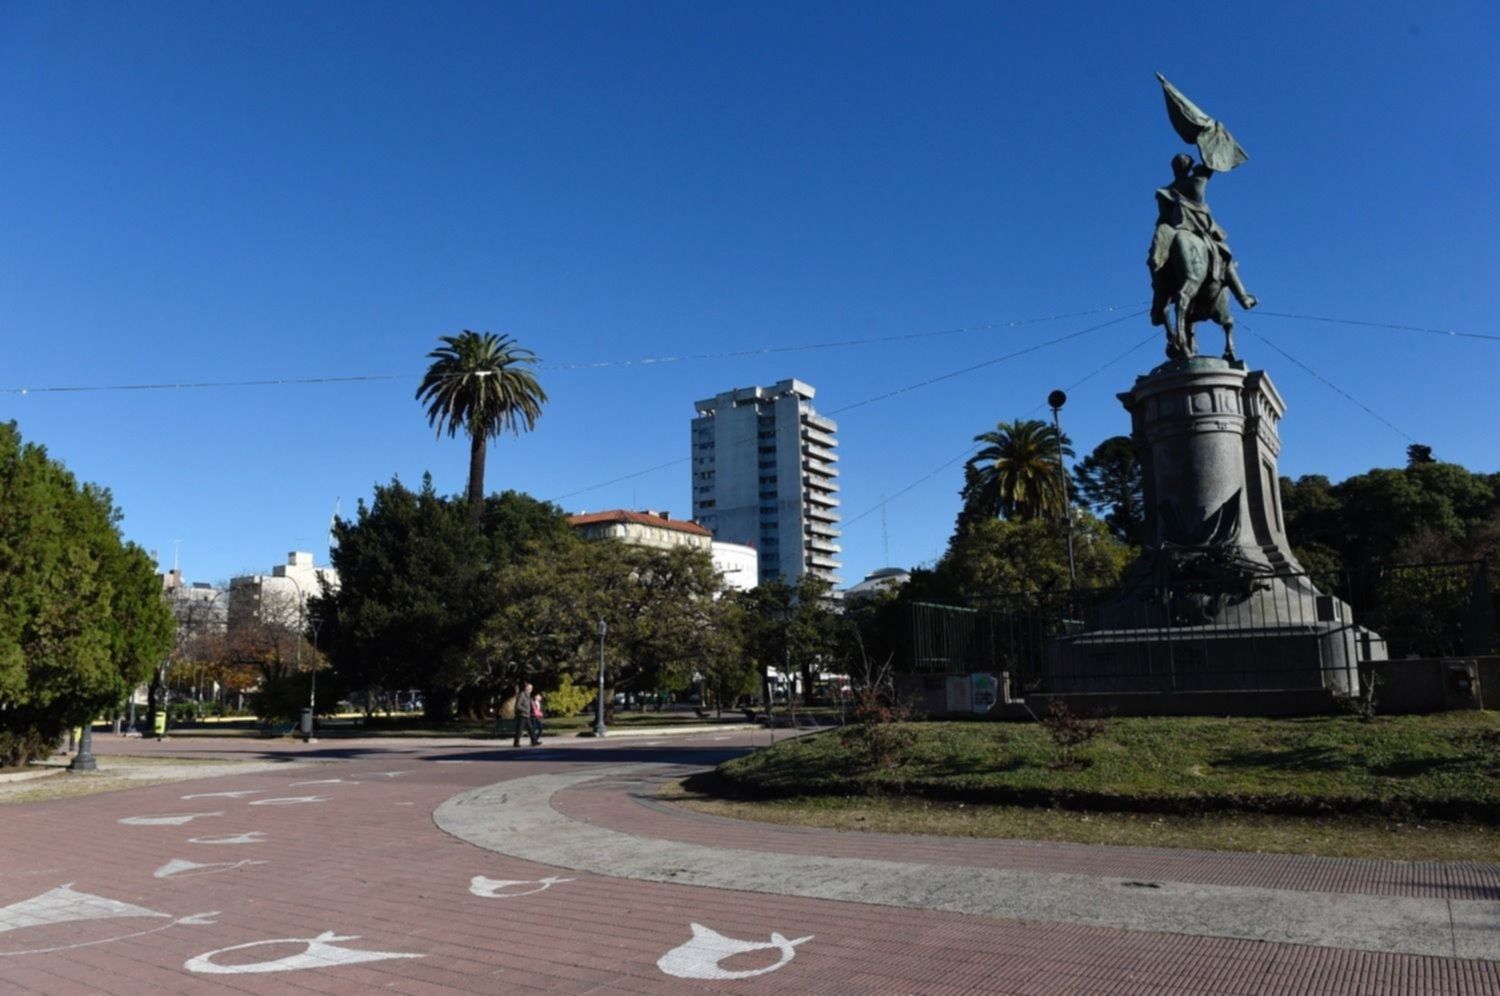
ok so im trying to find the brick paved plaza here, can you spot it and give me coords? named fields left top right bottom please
left=2, top=732, right=1496, bottom=994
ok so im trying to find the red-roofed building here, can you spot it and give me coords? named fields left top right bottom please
left=567, top=509, right=758, bottom=591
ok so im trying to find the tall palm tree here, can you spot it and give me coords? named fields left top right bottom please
left=416, top=331, right=548, bottom=521
left=961, top=418, right=1072, bottom=525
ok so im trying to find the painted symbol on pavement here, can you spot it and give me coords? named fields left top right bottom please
left=188, top=831, right=267, bottom=845
left=657, top=923, right=812, bottom=981
left=154, top=859, right=268, bottom=879
left=289, top=778, right=355, bottom=787
left=181, top=790, right=261, bottom=800
left=184, top=931, right=423, bottom=974
left=0, top=885, right=217, bottom=957
left=249, top=796, right=327, bottom=806
left=468, top=875, right=574, bottom=898
left=366, top=771, right=408, bottom=778
left=118, top=812, right=223, bottom=826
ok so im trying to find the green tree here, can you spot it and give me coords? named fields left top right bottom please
left=415, top=331, right=548, bottom=523
left=484, top=539, right=733, bottom=708
left=318, top=477, right=572, bottom=721
left=936, top=514, right=1129, bottom=599
left=960, top=419, right=1072, bottom=527
left=1072, top=436, right=1144, bottom=543
left=0, top=424, right=173, bottom=766
left=734, top=575, right=847, bottom=705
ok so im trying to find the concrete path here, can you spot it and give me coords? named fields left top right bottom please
left=0, top=731, right=1494, bottom=994
left=436, top=764, right=1500, bottom=960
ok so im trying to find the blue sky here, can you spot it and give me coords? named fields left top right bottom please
left=1, top=1, right=1496, bottom=586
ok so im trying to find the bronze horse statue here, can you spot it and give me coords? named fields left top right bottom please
left=1148, top=153, right=1257, bottom=362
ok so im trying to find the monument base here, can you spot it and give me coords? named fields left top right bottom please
left=1047, top=620, right=1378, bottom=696
left=1045, top=356, right=1382, bottom=700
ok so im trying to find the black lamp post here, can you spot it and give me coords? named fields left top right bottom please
left=594, top=618, right=608, bottom=737
left=68, top=716, right=98, bottom=772
left=1048, top=389, right=1077, bottom=589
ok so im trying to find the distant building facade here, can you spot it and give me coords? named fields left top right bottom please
left=228, top=551, right=339, bottom=632
left=844, top=566, right=911, bottom=601
left=566, top=509, right=759, bottom=592
left=690, top=378, right=840, bottom=586
left=159, top=568, right=228, bottom=634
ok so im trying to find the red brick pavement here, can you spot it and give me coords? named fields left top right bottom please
left=553, top=771, right=1500, bottom=901
left=0, top=733, right=1492, bottom=994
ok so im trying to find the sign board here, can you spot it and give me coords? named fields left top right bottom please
left=944, top=676, right=971, bottom=713
left=970, top=673, right=999, bottom=714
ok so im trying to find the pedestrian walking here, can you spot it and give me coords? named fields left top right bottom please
left=513, top=683, right=533, bottom=747
left=529, top=692, right=544, bottom=745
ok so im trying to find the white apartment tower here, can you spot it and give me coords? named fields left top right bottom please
left=691, top=378, right=841, bottom=586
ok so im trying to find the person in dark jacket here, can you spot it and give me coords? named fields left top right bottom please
left=512, top=683, right=534, bottom=747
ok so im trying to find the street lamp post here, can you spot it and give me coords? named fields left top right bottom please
left=1048, top=389, right=1077, bottom=590
left=594, top=618, right=608, bottom=738
left=308, top=615, right=324, bottom=742
left=68, top=716, right=98, bottom=772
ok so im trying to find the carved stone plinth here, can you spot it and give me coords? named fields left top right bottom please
left=1048, top=358, right=1380, bottom=697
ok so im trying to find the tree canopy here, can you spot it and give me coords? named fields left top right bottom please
left=0, top=423, right=174, bottom=766
left=415, top=331, right=548, bottom=520
left=959, top=419, right=1072, bottom=529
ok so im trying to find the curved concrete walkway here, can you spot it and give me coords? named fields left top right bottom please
left=435, top=764, right=1500, bottom=961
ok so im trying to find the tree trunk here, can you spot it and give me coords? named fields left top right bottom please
left=466, top=430, right=487, bottom=523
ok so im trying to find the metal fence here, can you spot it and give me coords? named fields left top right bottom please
left=909, top=560, right=1495, bottom=695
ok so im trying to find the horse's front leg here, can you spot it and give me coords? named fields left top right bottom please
left=1175, top=296, right=1197, bottom=359
left=1223, top=320, right=1238, bottom=362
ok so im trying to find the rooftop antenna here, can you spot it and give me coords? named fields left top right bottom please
left=173, top=539, right=182, bottom=574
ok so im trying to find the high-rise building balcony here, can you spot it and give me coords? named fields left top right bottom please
left=805, top=489, right=840, bottom=507
left=807, top=551, right=842, bottom=570
left=801, top=411, right=836, bottom=433
left=803, top=442, right=838, bottom=463
left=805, top=536, right=842, bottom=555
left=802, top=458, right=839, bottom=477
left=801, top=426, right=837, bottom=449
left=805, top=519, right=839, bottom=538
left=805, top=503, right=840, bottom=522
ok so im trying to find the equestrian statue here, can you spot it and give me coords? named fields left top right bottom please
left=1148, top=74, right=1258, bottom=362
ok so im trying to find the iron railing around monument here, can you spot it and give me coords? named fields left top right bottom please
left=908, top=560, right=1494, bottom=695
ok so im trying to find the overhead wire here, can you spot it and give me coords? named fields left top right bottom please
left=1254, top=310, right=1500, bottom=343
left=0, top=304, right=1136, bottom=396
left=548, top=309, right=1147, bottom=503
left=841, top=330, right=1161, bottom=529
left=1241, top=323, right=1417, bottom=443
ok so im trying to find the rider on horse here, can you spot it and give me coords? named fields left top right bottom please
left=1148, top=153, right=1257, bottom=330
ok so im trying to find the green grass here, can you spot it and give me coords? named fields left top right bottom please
left=664, top=779, right=1500, bottom=862
left=713, top=713, right=1500, bottom=821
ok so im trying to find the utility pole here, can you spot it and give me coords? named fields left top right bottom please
left=1048, top=390, right=1077, bottom=590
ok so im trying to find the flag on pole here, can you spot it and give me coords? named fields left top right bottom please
left=1156, top=72, right=1248, bottom=172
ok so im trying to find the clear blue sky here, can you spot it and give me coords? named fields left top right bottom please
left=2, top=1, right=1496, bottom=586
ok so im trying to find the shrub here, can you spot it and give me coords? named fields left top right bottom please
left=544, top=674, right=593, bottom=718
left=1037, top=698, right=1109, bottom=769
left=839, top=653, right=914, bottom=769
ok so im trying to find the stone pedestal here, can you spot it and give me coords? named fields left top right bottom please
left=1048, top=358, right=1377, bottom=697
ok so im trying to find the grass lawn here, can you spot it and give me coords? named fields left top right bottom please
left=663, top=779, right=1500, bottom=862
left=710, top=713, right=1500, bottom=821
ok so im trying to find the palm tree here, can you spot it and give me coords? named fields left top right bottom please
left=961, top=418, right=1072, bottom=525
left=416, top=331, right=548, bottom=521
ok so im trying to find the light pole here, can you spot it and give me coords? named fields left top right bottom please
left=281, top=574, right=317, bottom=743
left=1048, top=389, right=1077, bottom=590
left=308, top=614, right=324, bottom=741
left=594, top=618, right=608, bottom=737
left=68, top=714, right=98, bottom=772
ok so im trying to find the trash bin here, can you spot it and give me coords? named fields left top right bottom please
left=152, top=712, right=167, bottom=737
left=299, top=707, right=313, bottom=738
